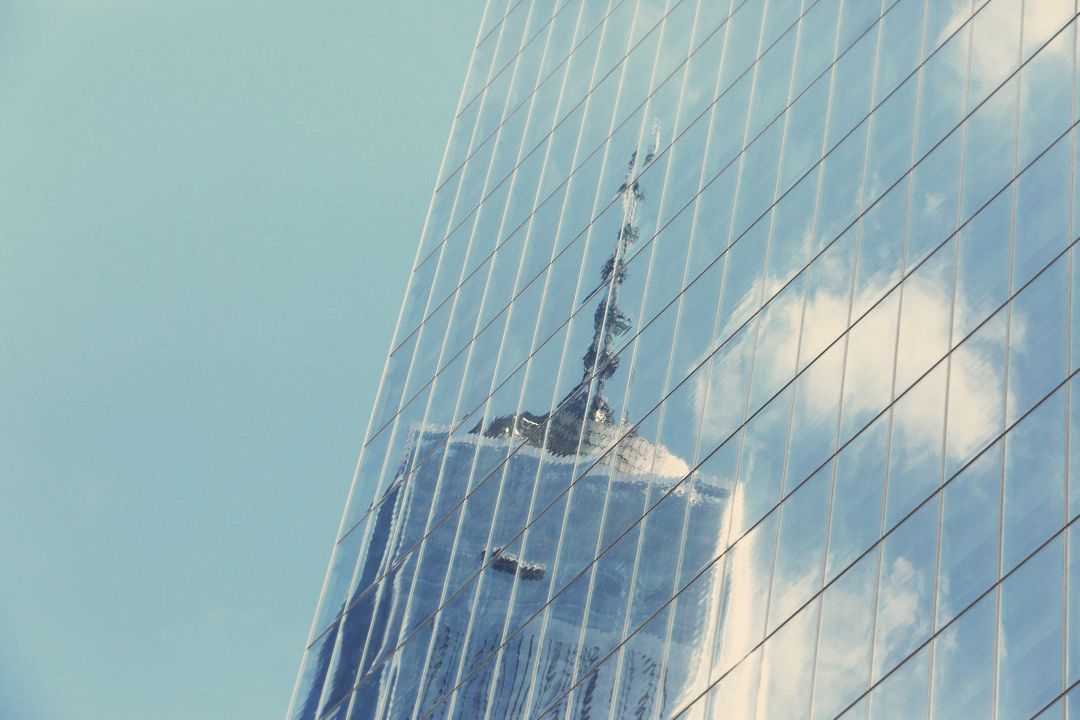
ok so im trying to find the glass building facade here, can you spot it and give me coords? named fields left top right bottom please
left=289, top=0, right=1080, bottom=717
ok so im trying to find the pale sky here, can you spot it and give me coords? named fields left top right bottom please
left=0, top=2, right=482, bottom=718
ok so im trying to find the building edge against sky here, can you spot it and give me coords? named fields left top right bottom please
left=292, top=0, right=1080, bottom=718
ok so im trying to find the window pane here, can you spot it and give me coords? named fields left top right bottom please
left=997, top=535, right=1065, bottom=719
left=1002, top=387, right=1066, bottom=572
left=931, top=590, right=997, bottom=719
left=937, top=442, right=1002, bottom=627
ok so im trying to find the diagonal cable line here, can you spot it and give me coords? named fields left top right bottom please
left=1025, top=677, right=1080, bottom=720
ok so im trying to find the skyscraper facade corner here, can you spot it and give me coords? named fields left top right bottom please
left=290, top=0, right=1080, bottom=718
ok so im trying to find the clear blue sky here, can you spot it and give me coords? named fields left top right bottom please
left=0, top=2, right=482, bottom=718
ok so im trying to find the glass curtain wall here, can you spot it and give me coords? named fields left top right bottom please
left=289, top=0, right=1080, bottom=718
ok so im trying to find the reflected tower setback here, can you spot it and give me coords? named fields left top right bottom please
left=290, top=1, right=1080, bottom=718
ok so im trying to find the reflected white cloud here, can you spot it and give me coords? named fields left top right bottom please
left=693, top=251, right=1011, bottom=480
left=645, top=8, right=1075, bottom=708
left=944, top=0, right=1071, bottom=98
left=874, top=556, right=931, bottom=670
left=672, top=237, right=1027, bottom=712
left=704, top=491, right=769, bottom=717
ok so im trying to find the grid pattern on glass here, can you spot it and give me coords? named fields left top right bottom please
left=288, top=0, right=1080, bottom=718
left=347, top=0, right=902, bottom=561
left=354, top=0, right=980, bottom=511
left=330, top=0, right=1019, bottom=626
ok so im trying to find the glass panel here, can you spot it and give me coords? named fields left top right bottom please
left=826, top=416, right=887, bottom=582
left=1018, top=25, right=1074, bottom=168
left=1022, top=0, right=1075, bottom=59
left=966, top=0, right=1021, bottom=108
left=662, top=556, right=727, bottom=714
left=865, top=77, right=917, bottom=202
left=705, top=646, right=762, bottom=718
left=871, top=497, right=938, bottom=682
left=930, top=589, right=997, bottom=720
left=868, top=644, right=930, bottom=720
left=825, top=31, right=875, bottom=151
left=800, top=229, right=856, bottom=370
left=954, top=189, right=1011, bottom=344
left=937, top=441, right=1003, bottom=628
left=793, top=0, right=840, bottom=92
left=836, top=0, right=882, bottom=53
left=716, top=0, right=766, bottom=92
left=712, top=511, right=779, bottom=677
left=873, top=0, right=925, bottom=106
left=313, top=526, right=365, bottom=637
left=997, top=534, right=1066, bottom=719
left=1014, top=133, right=1071, bottom=292
left=1073, top=246, right=1080, bottom=379
left=1073, top=376, right=1080, bottom=525
left=756, top=597, right=820, bottom=720
left=746, top=28, right=797, bottom=142
left=852, top=178, right=907, bottom=321
left=714, top=219, right=769, bottom=340
left=960, top=75, right=1017, bottom=221
left=894, top=237, right=955, bottom=395
left=768, top=461, right=832, bottom=633
left=886, top=363, right=947, bottom=532
left=292, top=627, right=340, bottom=720
left=698, top=319, right=759, bottom=457
left=839, top=289, right=899, bottom=442
left=914, top=22, right=969, bottom=159
left=748, top=272, right=806, bottom=412
left=735, top=387, right=792, bottom=534
left=812, top=548, right=879, bottom=720
left=906, top=132, right=961, bottom=268
left=945, top=307, right=1007, bottom=477
left=779, top=74, right=830, bottom=192
left=815, top=129, right=868, bottom=253
left=767, top=168, right=818, bottom=290
left=786, top=341, right=845, bottom=492
left=1069, top=522, right=1080, bottom=686
left=1002, top=387, right=1066, bottom=572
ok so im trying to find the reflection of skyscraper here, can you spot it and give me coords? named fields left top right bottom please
left=291, top=2, right=1080, bottom=718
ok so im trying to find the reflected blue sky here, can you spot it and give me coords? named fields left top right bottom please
left=0, top=2, right=480, bottom=718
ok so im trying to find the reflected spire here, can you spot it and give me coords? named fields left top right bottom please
left=473, top=123, right=663, bottom=457
left=575, top=120, right=661, bottom=424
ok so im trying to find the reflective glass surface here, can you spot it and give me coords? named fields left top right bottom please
left=290, top=1, right=1080, bottom=718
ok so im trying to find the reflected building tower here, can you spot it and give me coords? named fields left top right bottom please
left=291, top=1, right=1080, bottom=719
